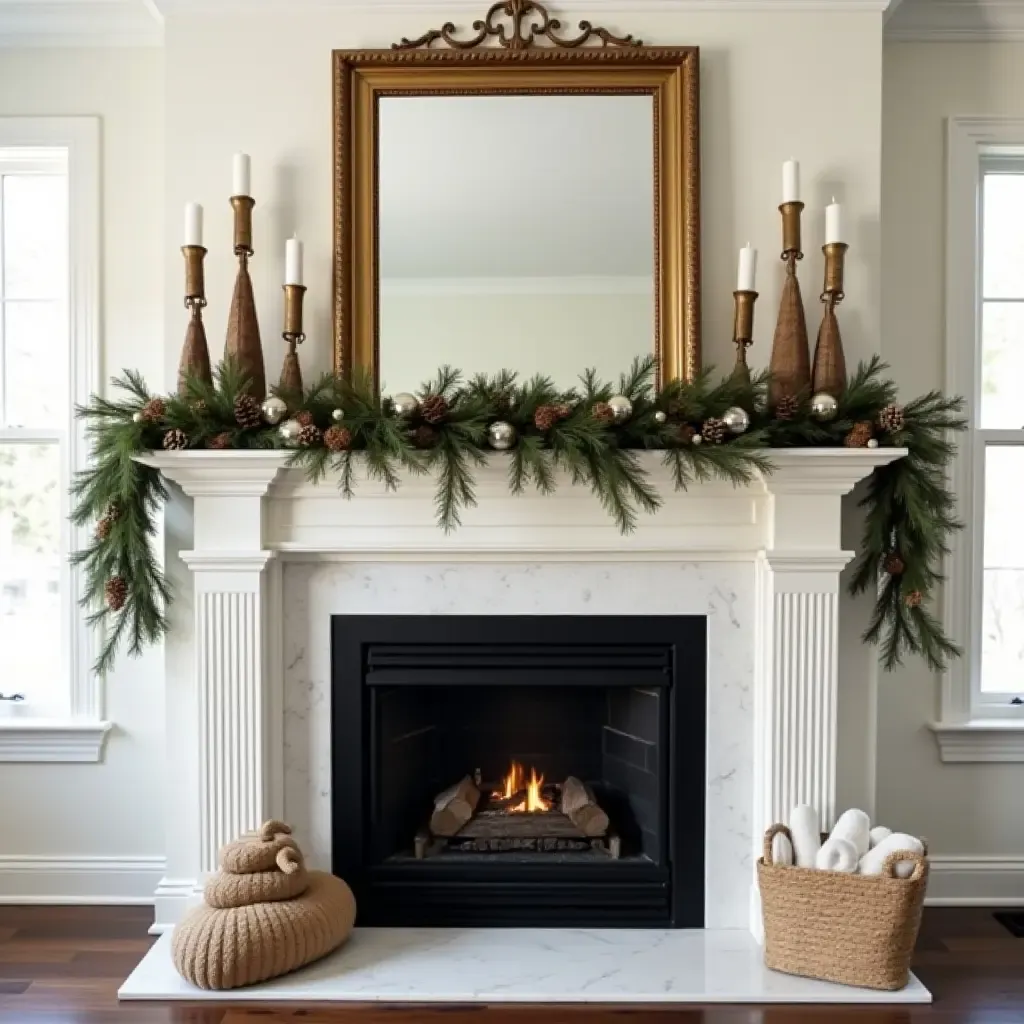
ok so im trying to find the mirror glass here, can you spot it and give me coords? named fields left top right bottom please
left=378, top=94, right=655, bottom=392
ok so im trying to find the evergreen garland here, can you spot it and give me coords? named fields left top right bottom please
left=72, top=355, right=965, bottom=675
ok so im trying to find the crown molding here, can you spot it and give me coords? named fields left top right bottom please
left=0, top=1, right=163, bottom=47
left=886, top=0, right=1024, bottom=41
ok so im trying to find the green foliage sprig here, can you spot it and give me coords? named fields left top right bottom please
left=72, top=354, right=965, bottom=675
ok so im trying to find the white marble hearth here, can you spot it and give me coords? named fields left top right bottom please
left=141, top=447, right=906, bottom=967
left=120, top=928, right=930, bottom=1004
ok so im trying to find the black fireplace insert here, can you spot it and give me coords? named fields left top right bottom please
left=331, top=615, right=706, bottom=927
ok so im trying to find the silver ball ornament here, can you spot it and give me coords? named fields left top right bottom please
left=278, top=418, right=302, bottom=444
left=261, top=395, right=288, bottom=426
left=132, top=411, right=143, bottom=424
left=331, top=408, right=345, bottom=423
left=653, top=410, right=667, bottom=425
left=392, top=392, right=419, bottom=418
left=867, top=438, right=879, bottom=449
left=607, top=395, right=633, bottom=424
left=692, top=433, right=703, bottom=446
left=487, top=420, right=517, bottom=451
left=722, top=406, right=750, bottom=435
left=810, top=392, right=839, bottom=422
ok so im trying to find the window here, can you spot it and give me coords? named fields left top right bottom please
left=934, top=118, right=1024, bottom=762
left=0, top=118, right=107, bottom=762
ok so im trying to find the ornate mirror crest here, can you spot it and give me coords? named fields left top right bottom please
left=395, top=0, right=642, bottom=51
left=333, top=6, right=701, bottom=386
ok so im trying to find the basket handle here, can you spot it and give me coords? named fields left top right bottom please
left=882, top=849, right=926, bottom=882
left=763, top=823, right=793, bottom=866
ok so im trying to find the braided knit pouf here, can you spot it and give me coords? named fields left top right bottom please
left=171, top=822, right=356, bottom=991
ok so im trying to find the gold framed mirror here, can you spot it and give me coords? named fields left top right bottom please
left=333, top=2, right=700, bottom=388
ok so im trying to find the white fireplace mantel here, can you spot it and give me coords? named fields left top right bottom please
left=138, top=447, right=904, bottom=934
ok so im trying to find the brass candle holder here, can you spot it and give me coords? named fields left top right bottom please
left=177, top=245, right=212, bottom=395
left=730, top=289, right=758, bottom=386
left=811, top=241, right=849, bottom=398
left=768, top=201, right=812, bottom=408
left=279, top=283, right=307, bottom=396
left=224, top=194, right=266, bottom=400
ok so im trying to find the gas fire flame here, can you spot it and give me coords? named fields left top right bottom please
left=495, top=761, right=551, bottom=813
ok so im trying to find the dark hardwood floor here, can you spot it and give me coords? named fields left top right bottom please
left=0, top=906, right=1019, bottom=1023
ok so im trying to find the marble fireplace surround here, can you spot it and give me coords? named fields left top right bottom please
left=140, top=447, right=904, bottom=937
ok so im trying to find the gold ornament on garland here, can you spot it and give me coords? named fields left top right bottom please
left=487, top=420, right=516, bottom=450
left=607, top=395, right=633, bottom=424
left=391, top=393, right=419, bottom=418
left=105, top=575, right=128, bottom=612
left=261, top=396, right=287, bottom=425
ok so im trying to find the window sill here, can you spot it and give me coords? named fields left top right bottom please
left=0, top=719, right=111, bottom=762
left=929, top=720, right=1024, bottom=763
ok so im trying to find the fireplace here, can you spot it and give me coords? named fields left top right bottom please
left=331, top=615, right=706, bottom=927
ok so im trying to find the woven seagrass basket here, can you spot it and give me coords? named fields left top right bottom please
left=757, top=823, right=929, bottom=991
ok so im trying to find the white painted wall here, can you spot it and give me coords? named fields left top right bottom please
left=879, top=43, right=1024, bottom=869
left=0, top=49, right=166, bottom=897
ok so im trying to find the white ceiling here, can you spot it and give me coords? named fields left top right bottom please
left=886, top=0, right=1024, bottom=40
left=378, top=95, right=654, bottom=280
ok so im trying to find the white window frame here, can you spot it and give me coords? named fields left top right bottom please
left=0, top=117, right=109, bottom=762
left=931, top=116, right=1024, bottom=763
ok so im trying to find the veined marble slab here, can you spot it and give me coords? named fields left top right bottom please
left=120, top=928, right=931, bottom=1004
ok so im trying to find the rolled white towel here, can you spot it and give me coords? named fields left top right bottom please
left=857, top=833, right=925, bottom=877
left=831, top=808, right=871, bottom=858
left=815, top=836, right=859, bottom=873
left=771, top=830, right=794, bottom=867
left=789, top=805, right=822, bottom=869
left=869, top=825, right=893, bottom=849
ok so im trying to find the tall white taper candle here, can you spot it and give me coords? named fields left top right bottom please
left=825, top=198, right=844, bottom=245
left=737, top=243, right=757, bottom=291
left=783, top=160, right=800, bottom=204
left=184, top=203, right=203, bottom=247
left=285, top=236, right=304, bottom=287
left=233, top=153, right=251, bottom=197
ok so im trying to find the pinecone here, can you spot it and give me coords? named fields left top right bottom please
left=592, top=402, right=614, bottom=425
left=297, top=424, right=322, bottom=448
left=324, top=426, right=353, bottom=452
left=208, top=432, right=232, bottom=450
left=420, top=394, right=449, bottom=425
left=904, top=589, right=923, bottom=609
left=878, top=403, right=905, bottom=434
left=534, top=404, right=560, bottom=432
left=883, top=552, right=905, bottom=576
left=844, top=421, right=874, bottom=448
left=295, top=410, right=314, bottom=428
left=105, top=576, right=128, bottom=612
left=411, top=425, right=438, bottom=449
left=95, top=517, right=113, bottom=542
left=677, top=424, right=697, bottom=445
left=555, top=403, right=572, bottom=420
left=233, top=394, right=262, bottom=429
left=105, top=502, right=122, bottom=523
left=701, top=417, right=727, bottom=445
left=774, top=394, right=800, bottom=421
left=190, top=399, right=207, bottom=415
left=140, top=397, right=165, bottom=423
left=162, top=428, right=188, bottom=451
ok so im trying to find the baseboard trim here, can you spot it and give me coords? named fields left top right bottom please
left=0, top=855, right=164, bottom=905
left=926, top=856, right=1024, bottom=906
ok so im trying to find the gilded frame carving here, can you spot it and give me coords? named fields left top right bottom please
left=332, top=13, right=700, bottom=385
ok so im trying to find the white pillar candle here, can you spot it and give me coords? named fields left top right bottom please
left=184, top=202, right=203, bottom=247
left=233, top=153, right=251, bottom=197
left=737, top=243, right=757, bottom=291
left=825, top=198, right=844, bottom=244
left=285, top=236, right=304, bottom=286
left=783, top=159, right=800, bottom=204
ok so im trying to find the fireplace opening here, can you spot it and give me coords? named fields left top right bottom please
left=332, top=615, right=706, bottom=928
